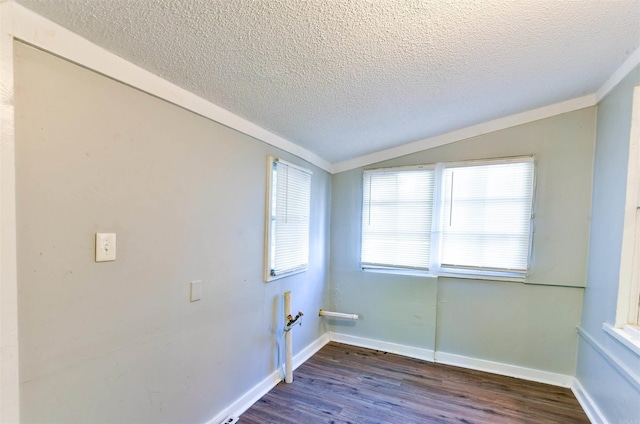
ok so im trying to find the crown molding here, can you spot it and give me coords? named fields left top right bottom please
left=332, top=94, right=597, bottom=173
left=9, top=2, right=333, bottom=173
left=596, top=46, right=640, bottom=103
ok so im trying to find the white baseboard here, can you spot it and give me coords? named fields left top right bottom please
left=329, top=332, right=573, bottom=388
left=329, top=332, right=435, bottom=362
left=571, top=378, right=608, bottom=424
left=210, top=332, right=582, bottom=423
left=434, top=351, right=575, bottom=388
left=207, top=332, right=330, bottom=424
left=207, top=369, right=280, bottom=424
left=293, top=332, right=331, bottom=370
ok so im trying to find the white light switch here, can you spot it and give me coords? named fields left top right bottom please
left=95, top=233, right=116, bottom=262
left=190, top=280, right=202, bottom=302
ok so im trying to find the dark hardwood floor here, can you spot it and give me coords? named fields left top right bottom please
left=240, top=342, right=589, bottom=424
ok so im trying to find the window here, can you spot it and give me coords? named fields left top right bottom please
left=615, top=85, right=640, bottom=339
left=625, top=206, right=640, bottom=328
left=362, top=166, right=435, bottom=270
left=440, top=160, right=535, bottom=274
left=361, top=157, right=535, bottom=280
left=265, top=157, right=312, bottom=281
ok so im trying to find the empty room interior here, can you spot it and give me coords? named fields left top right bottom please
left=1, top=1, right=640, bottom=423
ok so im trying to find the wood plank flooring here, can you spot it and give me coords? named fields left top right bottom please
left=240, top=342, right=589, bottom=424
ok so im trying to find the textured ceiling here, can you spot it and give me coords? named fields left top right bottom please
left=15, top=0, right=640, bottom=164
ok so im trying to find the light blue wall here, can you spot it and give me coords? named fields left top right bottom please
left=330, top=107, right=595, bottom=376
left=15, top=42, right=331, bottom=423
left=576, top=64, right=640, bottom=423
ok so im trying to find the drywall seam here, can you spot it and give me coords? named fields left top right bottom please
left=571, top=378, right=609, bottom=424
left=207, top=333, right=330, bottom=424
left=0, top=1, right=19, bottom=422
left=8, top=2, right=332, bottom=173
left=577, top=326, right=640, bottom=392
left=332, top=94, right=597, bottom=173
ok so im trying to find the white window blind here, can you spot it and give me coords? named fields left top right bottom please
left=266, top=158, right=312, bottom=281
left=361, top=167, right=434, bottom=270
left=360, top=157, right=535, bottom=279
left=440, top=159, right=534, bottom=273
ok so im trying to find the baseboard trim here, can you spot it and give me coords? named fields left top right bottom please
left=210, top=332, right=580, bottom=423
left=330, top=332, right=572, bottom=388
left=329, top=332, right=436, bottom=362
left=207, top=333, right=330, bottom=424
left=571, top=378, right=609, bottom=424
left=206, top=369, right=280, bottom=424
left=293, top=332, right=332, bottom=370
left=435, top=351, right=574, bottom=388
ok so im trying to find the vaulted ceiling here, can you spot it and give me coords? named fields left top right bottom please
left=16, top=0, right=640, bottom=165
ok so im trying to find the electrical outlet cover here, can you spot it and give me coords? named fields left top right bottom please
left=95, top=233, right=116, bottom=262
left=190, top=280, right=202, bottom=302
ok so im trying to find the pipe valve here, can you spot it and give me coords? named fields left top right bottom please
left=285, top=311, right=303, bottom=331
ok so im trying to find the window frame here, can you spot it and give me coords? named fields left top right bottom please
left=361, top=164, right=436, bottom=272
left=615, top=85, right=640, bottom=345
left=360, top=156, right=536, bottom=282
left=264, top=156, right=312, bottom=282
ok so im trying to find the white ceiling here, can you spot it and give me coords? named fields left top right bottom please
left=15, top=0, right=640, bottom=165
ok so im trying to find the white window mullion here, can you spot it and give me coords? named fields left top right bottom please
left=430, top=163, right=445, bottom=274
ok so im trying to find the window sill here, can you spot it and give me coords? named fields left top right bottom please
left=603, top=322, right=640, bottom=357
left=436, top=269, right=525, bottom=283
left=361, top=267, right=525, bottom=283
left=362, top=267, right=433, bottom=278
left=265, top=267, right=307, bottom=283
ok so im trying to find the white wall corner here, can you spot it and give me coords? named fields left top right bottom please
left=0, top=1, right=20, bottom=423
left=572, top=378, right=609, bottom=424
left=596, top=46, right=640, bottom=103
left=206, top=332, right=330, bottom=424
left=293, top=332, right=331, bottom=370
left=329, top=332, right=436, bottom=362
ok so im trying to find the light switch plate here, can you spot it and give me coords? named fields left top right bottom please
left=95, top=233, right=116, bottom=262
left=190, top=280, right=202, bottom=302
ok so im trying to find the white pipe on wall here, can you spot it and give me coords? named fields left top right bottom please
left=319, top=310, right=359, bottom=320
left=284, top=291, right=293, bottom=384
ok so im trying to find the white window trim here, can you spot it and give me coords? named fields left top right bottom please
left=361, top=156, right=535, bottom=282
left=603, top=323, right=640, bottom=357
left=362, top=267, right=526, bottom=282
left=613, top=85, right=640, bottom=354
left=263, top=156, right=312, bottom=282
